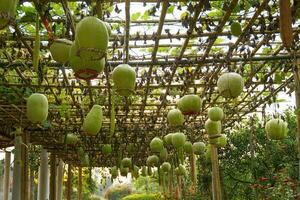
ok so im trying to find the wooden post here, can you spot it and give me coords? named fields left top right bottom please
left=49, top=154, right=56, bottom=200
left=294, top=58, right=300, bottom=189
left=3, top=151, right=11, bottom=200
left=29, top=169, right=35, bottom=200
left=78, top=167, right=82, bottom=200
left=210, top=145, right=222, bottom=200
left=38, top=148, right=49, bottom=200
left=56, top=159, right=64, bottom=200
left=12, top=136, right=22, bottom=200
left=21, top=133, right=29, bottom=200
left=67, top=164, right=72, bottom=200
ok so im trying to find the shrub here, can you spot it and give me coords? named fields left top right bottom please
left=122, top=193, right=163, bottom=200
left=104, top=184, right=133, bottom=200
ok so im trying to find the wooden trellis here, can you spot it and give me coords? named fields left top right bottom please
left=0, top=0, right=299, bottom=167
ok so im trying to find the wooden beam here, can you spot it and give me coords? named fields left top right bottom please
left=49, top=154, right=57, bottom=200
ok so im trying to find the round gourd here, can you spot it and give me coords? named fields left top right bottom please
left=26, top=93, right=48, bottom=123
left=121, top=158, right=132, bottom=168
left=112, top=64, right=136, bottom=96
left=167, top=109, right=184, bottom=126
left=208, top=107, right=224, bottom=121
left=69, top=42, right=105, bottom=80
left=163, top=133, right=173, bottom=145
left=205, top=119, right=221, bottom=135
left=217, top=72, right=244, bottom=98
left=183, top=141, right=193, bottom=154
left=175, top=164, right=186, bottom=176
left=81, top=154, right=90, bottom=167
left=82, top=105, right=103, bottom=136
left=146, top=155, right=159, bottom=167
left=77, top=147, right=85, bottom=157
left=120, top=167, right=129, bottom=177
left=49, top=39, right=72, bottom=63
left=216, top=134, right=227, bottom=148
left=230, top=22, right=242, bottom=37
left=159, top=148, right=168, bottom=161
left=131, top=165, right=139, bottom=179
left=111, top=166, right=118, bottom=179
left=161, top=162, right=171, bottom=172
left=75, top=17, right=108, bottom=60
left=150, top=137, right=164, bottom=153
left=0, top=0, right=18, bottom=30
left=172, top=132, right=186, bottom=149
left=66, top=134, right=79, bottom=146
left=127, top=143, right=135, bottom=154
left=265, top=118, right=288, bottom=140
left=102, top=144, right=112, bottom=155
left=193, top=142, right=206, bottom=155
left=177, top=95, right=202, bottom=115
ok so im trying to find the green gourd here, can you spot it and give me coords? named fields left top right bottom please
left=27, top=93, right=48, bottom=123
left=83, top=105, right=103, bottom=136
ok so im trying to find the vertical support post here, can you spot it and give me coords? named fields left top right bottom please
left=190, top=153, right=197, bottom=191
left=78, top=167, right=82, bottom=200
left=21, top=133, right=29, bottom=200
left=12, top=136, right=22, bottom=200
left=29, top=169, right=35, bottom=200
left=294, top=58, right=300, bottom=188
left=67, top=164, right=72, bottom=200
left=3, top=151, right=11, bottom=200
left=49, top=154, right=56, bottom=200
left=38, top=147, right=49, bottom=200
left=210, top=145, right=222, bottom=200
left=56, top=159, right=64, bottom=200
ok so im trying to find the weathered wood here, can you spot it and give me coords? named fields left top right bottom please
left=56, top=159, right=64, bottom=200
left=294, top=58, right=300, bottom=188
left=12, top=136, right=22, bottom=200
left=38, top=148, right=49, bottom=200
left=67, top=164, right=72, bottom=200
left=49, top=154, right=57, bottom=200
left=3, top=151, right=11, bottom=200
left=211, top=145, right=222, bottom=200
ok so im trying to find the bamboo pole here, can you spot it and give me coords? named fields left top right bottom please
left=67, top=164, right=72, bottom=200
left=3, top=151, right=11, bottom=200
left=294, top=58, right=300, bottom=190
left=211, top=145, right=222, bottom=200
left=12, top=136, right=22, bottom=200
left=21, top=133, right=29, bottom=200
left=78, top=167, right=82, bottom=200
left=49, top=154, right=56, bottom=200
left=37, top=148, right=49, bottom=200
left=56, top=159, right=64, bottom=200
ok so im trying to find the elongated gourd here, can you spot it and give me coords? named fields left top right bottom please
left=279, top=0, right=293, bottom=49
left=27, top=93, right=48, bottom=123
left=82, top=105, right=103, bottom=136
left=12, top=136, right=22, bottom=200
left=33, top=16, right=40, bottom=72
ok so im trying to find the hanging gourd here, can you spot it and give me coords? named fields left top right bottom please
left=230, top=22, right=242, bottom=37
left=167, top=109, right=184, bottom=126
left=208, top=107, right=224, bottom=121
left=69, top=42, right=105, bottom=80
left=131, top=165, right=139, bottom=179
left=81, top=154, right=90, bottom=167
left=112, top=64, right=136, bottom=96
left=161, top=162, right=171, bottom=173
left=150, top=137, right=164, bottom=153
left=265, top=118, right=288, bottom=140
left=192, top=142, right=206, bottom=155
left=120, top=167, right=129, bottom=177
left=171, top=132, right=186, bottom=149
left=205, top=119, right=222, bottom=144
left=183, top=141, right=193, bottom=154
left=49, top=39, right=72, bottom=63
left=65, top=134, right=79, bottom=147
left=146, top=155, right=159, bottom=167
left=217, top=72, right=244, bottom=98
left=159, top=148, right=168, bottom=161
left=75, top=17, right=108, bottom=61
left=175, top=164, right=186, bottom=176
left=216, top=134, right=227, bottom=148
left=121, top=158, right=132, bottom=168
left=141, top=166, right=148, bottom=177
left=111, top=166, right=118, bottom=179
left=27, top=93, right=48, bottom=123
left=102, top=144, right=112, bottom=155
left=163, top=133, right=174, bottom=145
left=177, top=95, right=202, bottom=115
left=0, top=0, right=18, bottom=30
left=82, top=105, right=103, bottom=136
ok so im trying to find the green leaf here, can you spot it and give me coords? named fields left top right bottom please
left=167, top=5, right=175, bottom=14
left=131, top=12, right=141, bottom=21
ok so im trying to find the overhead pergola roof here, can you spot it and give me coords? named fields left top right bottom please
left=0, top=0, right=299, bottom=166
